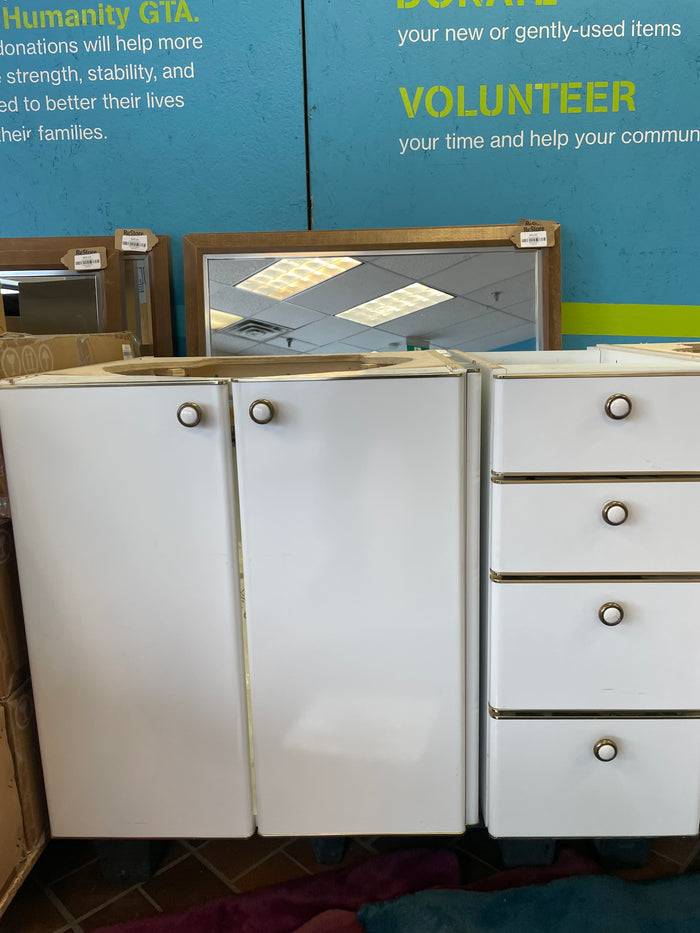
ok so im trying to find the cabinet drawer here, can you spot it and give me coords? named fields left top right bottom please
left=489, top=581, right=700, bottom=710
left=491, top=374, right=700, bottom=474
left=491, top=481, right=700, bottom=574
left=486, top=717, right=700, bottom=838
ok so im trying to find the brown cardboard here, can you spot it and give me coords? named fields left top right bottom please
left=0, top=332, right=140, bottom=518
left=4, top=684, right=48, bottom=852
left=0, top=705, right=26, bottom=894
left=0, top=522, right=27, bottom=701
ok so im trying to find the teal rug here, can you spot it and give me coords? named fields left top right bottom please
left=358, top=872, right=700, bottom=933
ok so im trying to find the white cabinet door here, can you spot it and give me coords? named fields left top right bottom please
left=233, top=375, right=467, bottom=835
left=0, top=382, right=254, bottom=838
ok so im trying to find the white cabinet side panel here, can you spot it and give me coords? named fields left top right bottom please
left=234, top=376, right=467, bottom=836
left=0, top=384, right=254, bottom=838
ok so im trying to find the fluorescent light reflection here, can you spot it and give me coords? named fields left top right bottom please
left=337, top=283, right=453, bottom=326
left=209, top=309, right=244, bottom=330
left=236, top=257, right=361, bottom=300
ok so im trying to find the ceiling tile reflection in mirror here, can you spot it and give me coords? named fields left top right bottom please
left=205, top=248, right=540, bottom=356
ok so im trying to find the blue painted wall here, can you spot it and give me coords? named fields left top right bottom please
left=1, top=0, right=699, bottom=349
left=304, top=0, right=700, bottom=346
left=0, top=0, right=308, bottom=350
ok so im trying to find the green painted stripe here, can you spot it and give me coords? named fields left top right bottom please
left=563, top=303, right=700, bottom=337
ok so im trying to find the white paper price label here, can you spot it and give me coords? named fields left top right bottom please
left=121, top=234, right=149, bottom=252
left=73, top=252, right=102, bottom=271
left=519, top=230, right=549, bottom=248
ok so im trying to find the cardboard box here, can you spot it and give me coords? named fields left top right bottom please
left=0, top=705, right=25, bottom=895
left=0, top=522, right=27, bottom=701
left=0, top=332, right=139, bottom=518
left=4, top=683, right=48, bottom=853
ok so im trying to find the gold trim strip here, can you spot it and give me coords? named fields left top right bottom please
left=490, top=571, right=700, bottom=583
left=489, top=705, right=700, bottom=720
left=493, top=370, right=700, bottom=379
left=492, top=471, right=700, bottom=484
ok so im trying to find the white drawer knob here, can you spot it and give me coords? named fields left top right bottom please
left=176, top=402, right=202, bottom=427
left=602, top=501, right=629, bottom=526
left=594, top=739, right=618, bottom=762
left=249, top=399, right=275, bottom=424
left=599, top=603, right=624, bottom=626
left=605, top=394, right=632, bottom=420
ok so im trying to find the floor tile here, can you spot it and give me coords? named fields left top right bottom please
left=143, top=855, right=234, bottom=913
left=651, top=836, right=700, bottom=869
left=453, top=829, right=504, bottom=870
left=79, top=888, right=160, bottom=932
left=197, top=834, right=289, bottom=882
left=615, top=851, right=683, bottom=883
left=33, top=840, right=98, bottom=884
left=234, top=852, right=308, bottom=892
left=0, top=878, right=67, bottom=933
left=49, top=860, right=129, bottom=920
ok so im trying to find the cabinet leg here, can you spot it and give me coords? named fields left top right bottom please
left=309, top=836, right=347, bottom=865
left=592, top=838, right=652, bottom=869
left=497, top=838, right=557, bottom=868
left=95, top=840, right=168, bottom=884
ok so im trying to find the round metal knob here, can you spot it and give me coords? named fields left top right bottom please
left=602, top=501, right=629, bottom=526
left=249, top=399, right=275, bottom=424
left=599, top=602, right=624, bottom=626
left=593, top=739, right=618, bottom=762
left=605, top=394, right=632, bottom=420
left=177, top=402, right=202, bottom=427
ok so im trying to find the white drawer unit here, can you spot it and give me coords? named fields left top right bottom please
left=453, top=346, right=700, bottom=840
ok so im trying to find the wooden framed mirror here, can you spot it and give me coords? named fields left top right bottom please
left=0, top=236, right=173, bottom=356
left=183, top=224, right=561, bottom=358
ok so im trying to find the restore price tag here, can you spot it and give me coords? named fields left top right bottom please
left=73, top=251, right=103, bottom=270
left=520, top=230, right=549, bottom=248
left=60, top=247, right=108, bottom=272
left=115, top=228, right=159, bottom=253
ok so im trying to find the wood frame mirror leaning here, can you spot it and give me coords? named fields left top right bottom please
left=183, top=224, right=561, bottom=358
left=0, top=235, right=173, bottom=356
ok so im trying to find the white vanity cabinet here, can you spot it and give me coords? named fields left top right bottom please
left=454, top=347, right=700, bottom=839
left=0, top=353, right=481, bottom=838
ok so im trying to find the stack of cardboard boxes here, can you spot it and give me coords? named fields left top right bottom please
left=0, top=331, right=140, bottom=914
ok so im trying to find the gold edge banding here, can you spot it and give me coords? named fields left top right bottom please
left=489, top=571, right=700, bottom=583
left=491, top=472, right=700, bottom=484
left=493, top=370, right=700, bottom=379
left=489, top=705, right=700, bottom=720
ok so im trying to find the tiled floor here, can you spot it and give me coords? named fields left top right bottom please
left=1, top=832, right=699, bottom=933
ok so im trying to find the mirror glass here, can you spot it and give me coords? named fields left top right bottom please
left=202, top=246, right=541, bottom=357
left=1, top=269, right=104, bottom=335
left=1, top=256, right=156, bottom=350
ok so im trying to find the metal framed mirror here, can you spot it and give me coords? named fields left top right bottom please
left=183, top=225, right=561, bottom=358
left=0, top=236, right=173, bottom=356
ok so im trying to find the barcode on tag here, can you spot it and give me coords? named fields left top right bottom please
left=122, top=234, right=149, bottom=252
left=73, top=252, right=102, bottom=270
left=520, top=230, right=549, bottom=248
left=122, top=344, right=134, bottom=359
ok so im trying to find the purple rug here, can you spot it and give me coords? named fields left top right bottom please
left=95, top=848, right=461, bottom=933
